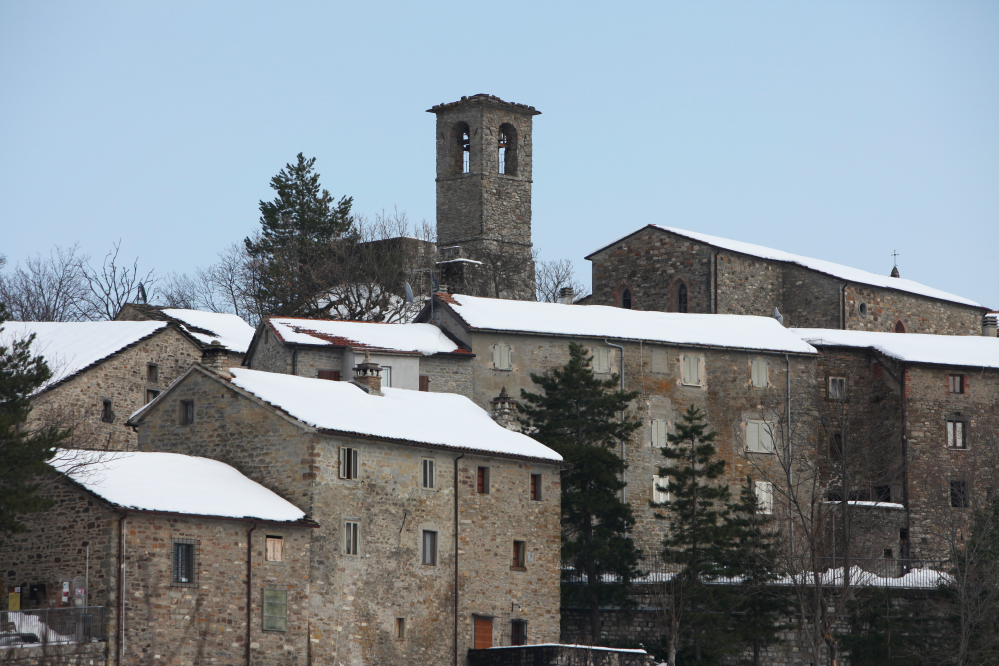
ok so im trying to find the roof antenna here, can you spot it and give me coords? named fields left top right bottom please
left=772, top=307, right=784, bottom=326
left=403, top=281, right=414, bottom=323
left=890, top=250, right=900, bottom=278
left=137, top=282, right=147, bottom=305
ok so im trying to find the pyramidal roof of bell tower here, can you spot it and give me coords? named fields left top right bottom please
left=427, top=94, right=541, bottom=115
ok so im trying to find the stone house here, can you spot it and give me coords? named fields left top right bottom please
left=127, top=362, right=565, bottom=666
left=1, top=320, right=204, bottom=450
left=794, top=328, right=999, bottom=563
left=0, top=450, right=314, bottom=665
left=116, top=302, right=256, bottom=368
left=242, top=316, right=475, bottom=397
left=417, top=293, right=820, bottom=554
left=586, top=225, right=990, bottom=335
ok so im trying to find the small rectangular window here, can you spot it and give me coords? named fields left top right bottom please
left=172, top=539, right=197, bottom=587
left=318, top=370, right=340, bottom=381
left=951, top=480, right=969, bottom=508
left=422, top=459, right=436, bottom=489
left=510, top=620, right=527, bottom=646
left=947, top=419, right=968, bottom=449
left=422, top=530, right=437, bottom=566
left=180, top=400, right=194, bottom=425
left=592, top=347, right=612, bottom=374
left=146, top=389, right=160, bottom=404
left=147, top=364, right=159, bottom=383
left=874, top=486, right=892, bottom=503
left=493, top=344, right=512, bottom=370
left=419, top=375, right=430, bottom=392
left=755, top=481, right=774, bottom=514
left=530, top=474, right=542, bottom=501
left=828, top=377, right=847, bottom=400
left=477, top=467, right=490, bottom=494
left=101, top=400, right=115, bottom=424
left=751, top=358, right=768, bottom=388
left=266, top=536, right=284, bottom=562
left=512, top=540, right=526, bottom=569
left=828, top=433, right=844, bottom=459
left=949, top=374, right=964, bottom=394
left=344, top=521, right=359, bottom=555
left=884, top=549, right=893, bottom=560
left=682, top=355, right=700, bottom=385
left=340, top=447, right=359, bottom=479
left=395, top=617, right=406, bottom=640
left=262, top=589, right=288, bottom=632
left=746, top=421, right=775, bottom=454
left=653, top=474, right=669, bottom=504
left=651, top=419, right=668, bottom=448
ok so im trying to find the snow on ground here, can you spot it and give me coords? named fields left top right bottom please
left=445, top=295, right=817, bottom=355
left=229, top=368, right=562, bottom=462
left=795, top=328, right=999, bottom=369
left=590, top=226, right=981, bottom=307
left=269, top=318, right=460, bottom=355
left=53, top=450, right=306, bottom=522
left=0, top=321, right=166, bottom=391
left=161, top=309, right=255, bottom=353
left=0, top=612, right=75, bottom=646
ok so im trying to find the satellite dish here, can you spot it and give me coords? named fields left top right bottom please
left=404, top=281, right=414, bottom=304
left=772, top=307, right=784, bottom=326
left=137, top=282, right=147, bottom=305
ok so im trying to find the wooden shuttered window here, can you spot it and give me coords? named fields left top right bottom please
left=592, top=347, right=612, bottom=374
left=492, top=344, right=512, bottom=370
left=682, top=355, right=700, bottom=385
left=318, top=370, right=340, bottom=381
left=751, top=358, right=768, bottom=388
left=265, top=536, right=284, bottom=562
left=755, top=481, right=774, bottom=514
left=651, top=419, right=668, bottom=448
left=530, top=474, right=541, bottom=501
left=746, top=421, right=775, bottom=454
left=477, top=467, right=490, bottom=494
left=473, top=617, right=493, bottom=650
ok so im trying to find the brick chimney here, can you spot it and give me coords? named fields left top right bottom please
left=202, top=341, right=231, bottom=377
left=352, top=350, right=383, bottom=396
left=984, top=314, right=998, bottom=338
left=490, top=387, right=520, bottom=432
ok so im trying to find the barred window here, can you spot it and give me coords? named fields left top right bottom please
left=262, top=589, right=287, bottom=632
left=951, top=480, right=969, bottom=508
left=172, top=539, right=197, bottom=587
left=100, top=399, right=115, bottom=423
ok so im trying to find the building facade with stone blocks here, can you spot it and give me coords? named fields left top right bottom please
left=116, top=302, right=256, bottom=368
left=795, top=329, right=999, bottom=563
left=0, top=450, right=314, bottom=666
left=586, top=225, right=989, bottom=336
left=0, top=321, right=204, bottom=450
left=417, top=293, right=821, bottom=554
left=127, top=364, right=565, bottom=666
left=243, top=316, right=475, bottom=397
left=428, top=94, right=539, bottom=301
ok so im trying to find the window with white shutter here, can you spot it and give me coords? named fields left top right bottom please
left=746, top=421, right=775, bottom=454
left=651, top=419, right=669, bottom=448
left=653, top=475, right=669, bottom=504
left=755, top=481, right=774, bottom=514
left=493, top=344, right=512, bottom=370
left=340, top=447, right=359, bottom=479
left=592, top=347, right=612, bottom=374
left=682, top=355, right=700, bottom=385
left=751, top=358, right=768, bottom=388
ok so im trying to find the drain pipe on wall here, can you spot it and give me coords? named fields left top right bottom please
left=605, top=340, right=626, bottom=502
left=453, top=453, right=465, bottom=666
left=246, top=521, right=258, bottom=666
left=785, top=354, right=794, bottom=556
left=116, top=511, right=127, bottom=666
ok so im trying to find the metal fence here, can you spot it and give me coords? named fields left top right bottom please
left=0, top=606, right=106, bottom=647
left=563, top=555, right=953, bottom=590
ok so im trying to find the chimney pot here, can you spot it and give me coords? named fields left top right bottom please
left=352, top=349, right=383, bottom=396
left=983, top=314, right=998, bottom=338
left=558, top=287, right=575, bottom=305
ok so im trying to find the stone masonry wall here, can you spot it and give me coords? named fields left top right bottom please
left=714, top=251, right=784, bottom=319
left=30, top=326, right=202, bottom=451
left=420, top=354, right=475, bottom=398
left=120, top=514, right=311, bottom=666
left=780, top=264, right=842, bottom=329
left=843, top=284, right=983, bottom=335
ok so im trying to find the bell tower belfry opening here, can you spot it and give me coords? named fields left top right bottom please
left=428, top=94, right=540, bottom=300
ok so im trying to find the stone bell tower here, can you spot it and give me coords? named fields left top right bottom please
left=427, top=94, right=540, bottom=300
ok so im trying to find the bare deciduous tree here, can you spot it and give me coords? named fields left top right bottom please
left=0, top=245, right=90, bottom=321
left=535, top=256, right=588, bottom=303
left=80, top=240, right=156, bottom=321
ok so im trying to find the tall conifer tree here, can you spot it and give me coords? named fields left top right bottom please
left=518, top=342, right=641, bottom=643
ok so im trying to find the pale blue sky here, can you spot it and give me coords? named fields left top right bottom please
left=2, top=1, right=997, bottom=309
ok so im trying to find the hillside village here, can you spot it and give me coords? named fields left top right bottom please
left=2, top=94, right=998, bottom=666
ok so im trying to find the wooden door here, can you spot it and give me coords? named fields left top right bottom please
left=473, top=616, right=492, bottom=650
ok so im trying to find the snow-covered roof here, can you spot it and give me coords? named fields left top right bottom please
left=161, top=308, right=255, bottom=353
left=794, top=328, right=999, bottom=369
left=53, top=450, right=307, bottom=522
left=588, top=225, right=983, bottom=308
left=268, top=317, right=462, bottom=356
left=439, top=294, right=817, bottom=355
left=0, top=321, right=168, bottom=391
left=228, top=368, right=562, bottom=463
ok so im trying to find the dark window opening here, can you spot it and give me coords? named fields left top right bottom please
left=510, top=620, right=527, bottom=646
left=677, top=283, right=688, bottom=313
left=422, top=530, right=437, bottom=566
left=828, top=433, right=844, bottom=459
left=894, top=320, right=906, bottom=333
left=530, top=474, right=542, bottom=501
left=395, top=617, right=406, bottom=640
left=884, top=549, right=893, bottom=559
left=622, top=289, right=632, bottom=309
left=497, top=123, right=517, bottom=175
left=874, top=485, right=892, bottom=503
left=512, top=540, right=526, bottom=569
left=180, top=400, right=194, bottom=425
left=951, top=480, right=969, bottom=508
left=477, top=466, right=490, bottom=494
left=950, top=374, right=964, bottom=394
left=172, top=540, right=197, bottom=587
left=828, top=377, right=846, bottom=400
left=101, top=400, right=115, bottom=423
left=147, top=364, right=158, bottom=383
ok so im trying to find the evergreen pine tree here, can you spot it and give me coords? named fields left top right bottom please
left=518, top=342, right=642, bottom=644
left=728, top=476, right=794, bottom=665
left=0, top=303, right=70, bottom=543
left=244, top=153, right=357, bottom=316
left=653, top=405, right=738, bottom=665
